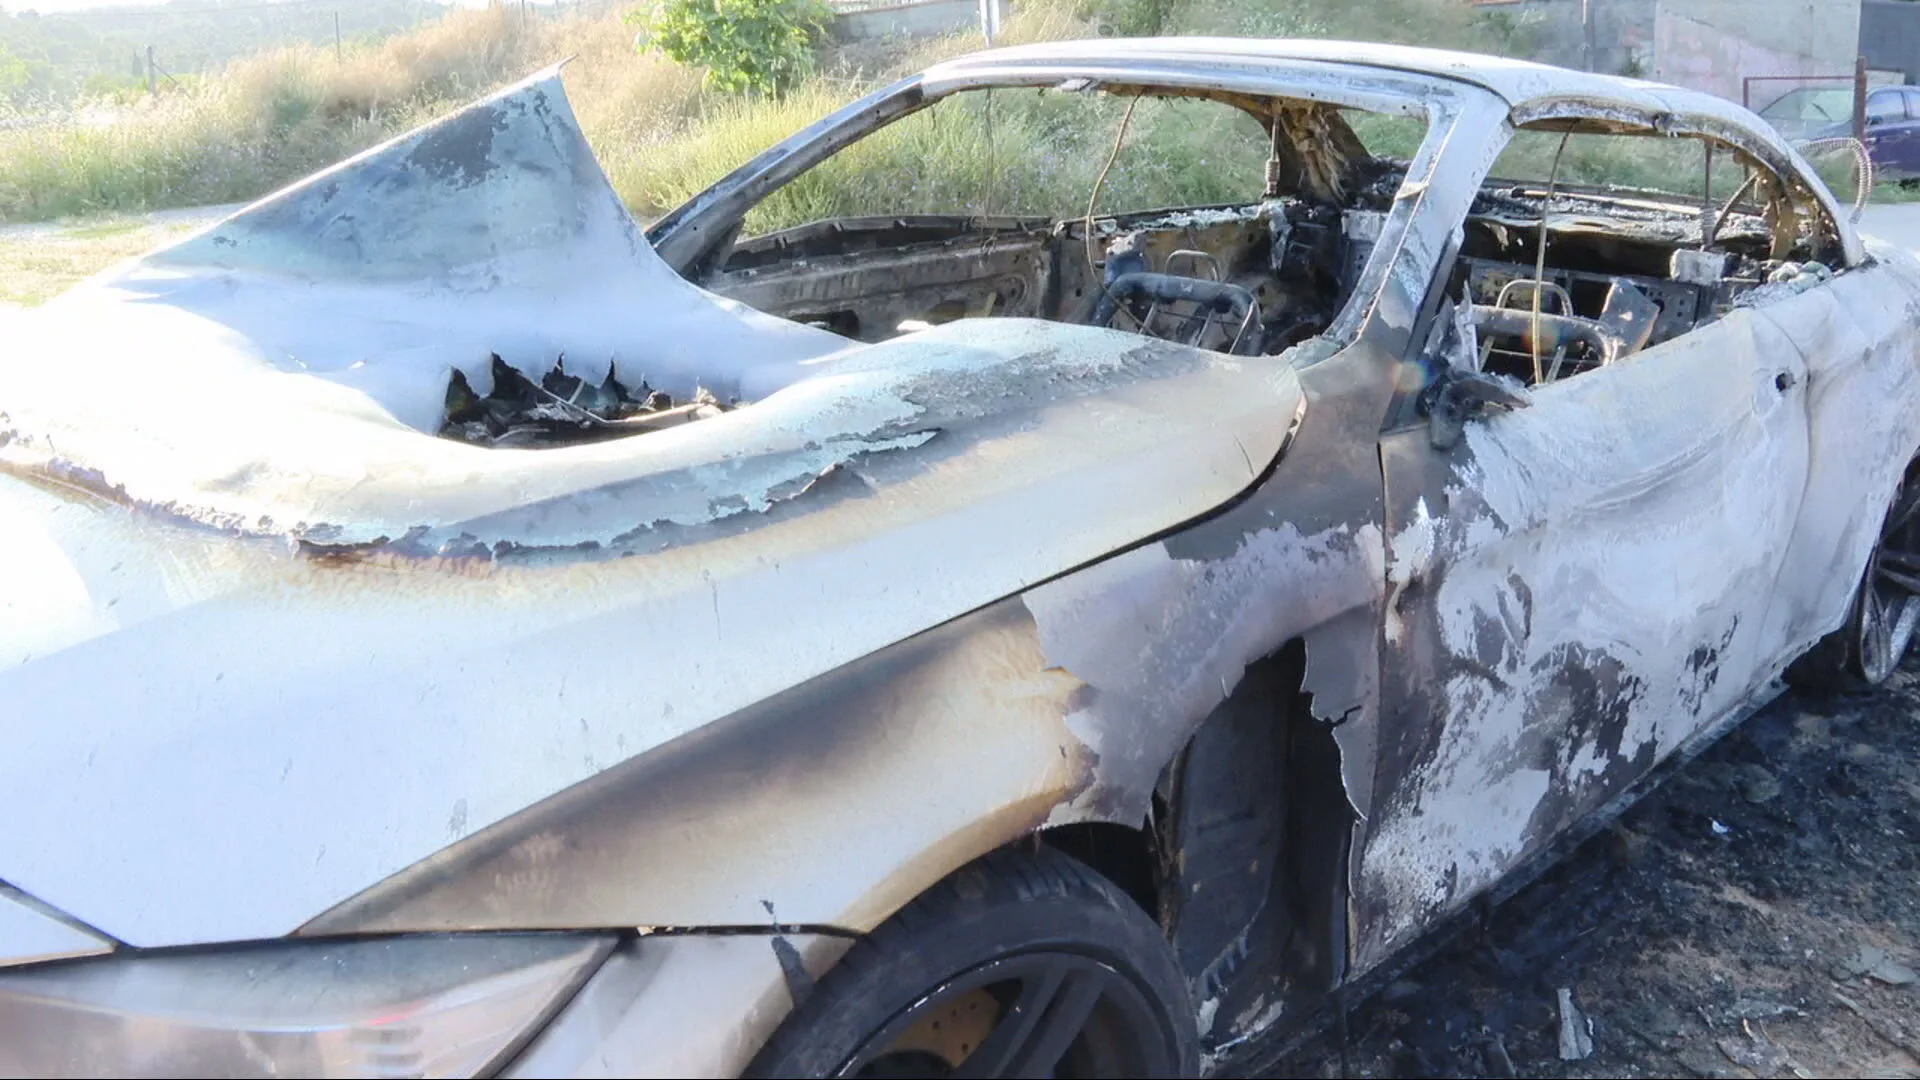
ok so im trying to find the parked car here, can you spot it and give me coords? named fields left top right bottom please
left=1759, top=82, right=1920, bottom=176
left=4, top=37, right=1919, bottom=1079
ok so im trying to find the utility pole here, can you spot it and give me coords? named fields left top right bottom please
left=145, top=45, right=156, bottom=96
left=979, top=0, right=1000, bottom=45
left=1581, top=0, right=1595, bottom=72
left=334, top=11, right=343, bottom=59
left=1855, top=53, right=1869, bottom=145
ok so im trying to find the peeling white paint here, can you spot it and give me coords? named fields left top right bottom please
left=1228, top=993, right=1287, bottom=1043
left=1027, top=510, right=1383, bottom=822
left=0, top=68, right=1314, bottom=946
left=1756, top=239, right=1920, bottom=657
left=1365, top=300, right=1819, bottom=955
left=1195, top=994, right=1220, bottom=1038
left=0, top=310, right=1302, bottom=947
left=1384, top=494, right=1436, bottom=646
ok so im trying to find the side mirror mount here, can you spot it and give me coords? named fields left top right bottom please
left=1417, top=296, right=1531, bottom=450
left=1422, top=367, right=1531, bottom=450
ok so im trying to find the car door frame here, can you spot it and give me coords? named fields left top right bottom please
left=1864, top=87, right=1916, bottom=175
left=1893, top=88, right=1920, bottom=176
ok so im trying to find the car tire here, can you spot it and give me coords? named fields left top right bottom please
left=744, top=846, right=1198, bottom=1079
left=1790, top=460, right=1920, bottom=690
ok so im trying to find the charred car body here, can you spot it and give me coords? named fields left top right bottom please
left=3, top=38, right=1919, bottom=1079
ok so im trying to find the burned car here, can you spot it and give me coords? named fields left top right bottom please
left=4, top=37, right=1920, bottom=1079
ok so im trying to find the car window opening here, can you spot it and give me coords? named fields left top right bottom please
left=702, top=89, right=1428, bottom=362
left=440, top=89, right=1432, bottom=451
left=1443, top=126, right=1845, bottom=389
left=433, top=100, right=1854, bottom=450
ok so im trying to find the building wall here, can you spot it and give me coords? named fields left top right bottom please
left=1487, top=0, right=1660, bottom=77
left=1652, top=0, right=1862, bottom=104
left=1483, top=0, right=1861, bottom=103
left=831, top=0, right=1001, bottom=42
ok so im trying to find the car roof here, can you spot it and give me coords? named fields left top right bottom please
left=932, top=37, right=1759, bottom=125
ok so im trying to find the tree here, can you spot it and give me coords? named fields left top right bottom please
left=634, top=0, right=832, bottom=96
left=0, top=43, right=32, bottom=102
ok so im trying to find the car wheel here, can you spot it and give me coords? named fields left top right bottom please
left=1794, top=462, right=1920, bottom=688
left=745, top=847, right=1197, bottom=1079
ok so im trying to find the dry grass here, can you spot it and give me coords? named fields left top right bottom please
left=0, top=7, right=697, bottom=223
left=0, top=205, right=233, bottom=306
left=0, top=0, right=1117, bottom=226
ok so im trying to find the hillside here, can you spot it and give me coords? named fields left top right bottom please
left=0, top=0, right=449, bottom=105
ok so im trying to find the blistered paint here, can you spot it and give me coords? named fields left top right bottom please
left=1383, top=495, right=1436, bottom=646
left=0, top=78, right=1308, bottom=943
left=1757, top=239, right=1920, bottom=657
left=1360, top=299, right=1818, bottom=962
left=1026, top=514, right=1383, bottom=825
left=0, top=309, right=1300, bottom=947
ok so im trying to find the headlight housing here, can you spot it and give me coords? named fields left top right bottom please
left=0, top=932, right=613, bottom=1079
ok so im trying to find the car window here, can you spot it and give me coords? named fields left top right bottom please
left=1868, top=91, right=1906, bottom=122
left=1438, top=124, right=1844, bottom=393
left=1759, top=87, right=1854, bottom=126
left=1903, top=88, right=1920, bottom=119
left=730, top=89, right=1425, bottom=238
left=1490, top=128, right=1751, bottom=200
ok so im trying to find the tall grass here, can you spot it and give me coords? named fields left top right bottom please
left=0, top=0, right=1281, bottom=226
left=0, top=6, right=698, bottom=222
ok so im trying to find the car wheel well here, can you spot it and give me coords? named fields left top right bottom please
left=1038, top=821, right=1161, bottom=920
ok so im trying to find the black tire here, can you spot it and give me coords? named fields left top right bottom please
left=1790, top=460, right=1920, bottom=691
left=746, top=847, right=1198, bottom=1079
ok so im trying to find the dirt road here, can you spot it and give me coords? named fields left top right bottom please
left=1862, top=203, right=1920, bottom=256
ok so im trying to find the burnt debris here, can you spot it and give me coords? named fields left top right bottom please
left=440, top=354, right=732, bottom=449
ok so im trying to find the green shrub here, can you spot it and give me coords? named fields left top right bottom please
left=634, top=0, right=831, bottom=96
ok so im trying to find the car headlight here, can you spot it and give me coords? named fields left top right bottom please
left=0, top=932, right=613, bottom=1079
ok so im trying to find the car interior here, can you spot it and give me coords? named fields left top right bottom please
left=695, top=93, right=1847, bottom=389
left=440, top=88, right=1848, bottom=448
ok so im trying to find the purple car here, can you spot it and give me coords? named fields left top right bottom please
left=1760, top=84, right=1920, bottom=176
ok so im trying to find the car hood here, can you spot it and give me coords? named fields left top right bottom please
left=0, top=69, right=1304, bottom=949
left=1784, top=118, right=1852, bottom=144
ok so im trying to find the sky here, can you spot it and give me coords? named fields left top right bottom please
left=2, top=0, right=154, bottom=11
left=0, top=0, right=501, bottom=14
